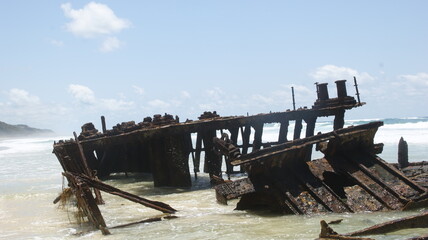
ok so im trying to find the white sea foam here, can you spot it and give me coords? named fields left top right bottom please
left=376, top=122, right=428, bottom=144
left=0, top=136, right=71, bottom=158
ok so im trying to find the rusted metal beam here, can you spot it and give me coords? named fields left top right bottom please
left=348, top=211, right=428, bottom=236
left=230, top=122, right=384, bottom=166
left=347, top=155, right=409, bottom=204
left=373, top=156, right=426, bottom=194
left=61, top=102, right=364, bottom=149
left=62, top=172, right=110, bottom=235
left=109, top=215, right=177, bottom=229
left=65, top=172, right=177, bottom=214
left=73, top=131, right=104, bottom=205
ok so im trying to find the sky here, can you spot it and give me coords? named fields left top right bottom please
left=0, top=1, right=427, bottom=134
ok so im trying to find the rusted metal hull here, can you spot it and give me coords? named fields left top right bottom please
left=53, top=78, right=427, bottom=222
left=53, top=80, right=363, bottom=188
left=214, top=122, right=427, bottom=214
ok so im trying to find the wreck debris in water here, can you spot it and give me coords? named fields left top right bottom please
left=214, top=121, right=427, bottom=214
left=52, top=78, right=428, bottom=234
left=318, top=211, right=428, bottom=240
left=53, top=79, right=362, bottom=188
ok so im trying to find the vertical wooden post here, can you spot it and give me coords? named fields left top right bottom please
left=80, top=183, right=110, bottom=235
left=304, top=117, right=317, bottom=161
left=202, top=130, right=222, bottom=177
left=252, top=122, right=264, bottom=151
left=241, top=125, right=252, bottom=154
left=291, top=86, right=296, bottom=110
left=164, top=134, right=192, bottom=187
left=398, top=137, right=409, bottom=168
left=139, top=139, right=152, bottom=173
left=228, top=127, right=239, bottom=174
left=305, top=117, right=317, bottom=138
left=278, top=120, right=289, bottom=143
left=354, top=76, right=361, bottom=104
left=333, top=110, right=345, bottom=130
left=101, top=116, right=107, bottom=133
left=293, top=119, right=303, bottom=140
left=150, top=138, right=169, bottom=187
left=194, top=132, right=203, bottom=176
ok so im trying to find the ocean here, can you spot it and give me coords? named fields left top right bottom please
left=0, top=117, right=427, bottom=240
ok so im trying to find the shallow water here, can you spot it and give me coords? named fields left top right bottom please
left=0, top=118, right=427, bottom=239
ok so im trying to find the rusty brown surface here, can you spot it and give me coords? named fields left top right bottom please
left=213, top=122, right=427, bottom=214
left=53, top=79, right=428, bottom=218
left=318, top=211, right=428, bottom=239
left=347, top=211, right=428, bottom=236
left=60, top=172, right=176, bottom=234
left=213, top=178, right=255, bottom=204
left=400, top=162, right=428, bottom=189
left=53, top=100, right=363, bottom=187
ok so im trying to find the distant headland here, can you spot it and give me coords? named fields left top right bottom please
left=0, top=121, right=54, bottom=138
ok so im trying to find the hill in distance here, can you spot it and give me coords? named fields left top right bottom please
left=0, top=121, right=54, bottom=138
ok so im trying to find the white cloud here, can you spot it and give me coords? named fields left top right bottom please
left=180, top=90, right=191, bottom=99
left=50, top=39, right=64, bottom=47
left=61, top=2, right=130, bottom=52
left=274, top=84, right=313, bottom=103
left=206, top=87, right=225, bottom=100
left=310, top=65, right=375, bottom=83
left=395, top=72, right=428, bottom=96
left=399, top=73, right=428, bottom=87
left=250, top=84, right=314, bottom=110
left=148, top=99, right=170, bottom=109
left=280, top=84, right=313, bottom=95
left=68, top=84, right=134, bottom=111
left=99, top=37, right=122, bottom=52
left=7, top=88, right=41, bottom=106
left=68, top=84, right=96, bottom=104
left=101, top=98, right=134, bottom=111
left=132, top=85, right=145, bottom=95
left=251, top=94, right=274, bottom=104
left=61, top=2, right=130, bottom=38
left=0, top=89, right=69, bottom=130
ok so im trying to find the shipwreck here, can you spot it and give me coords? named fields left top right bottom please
left=52, top=78, right=428, bottom=235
